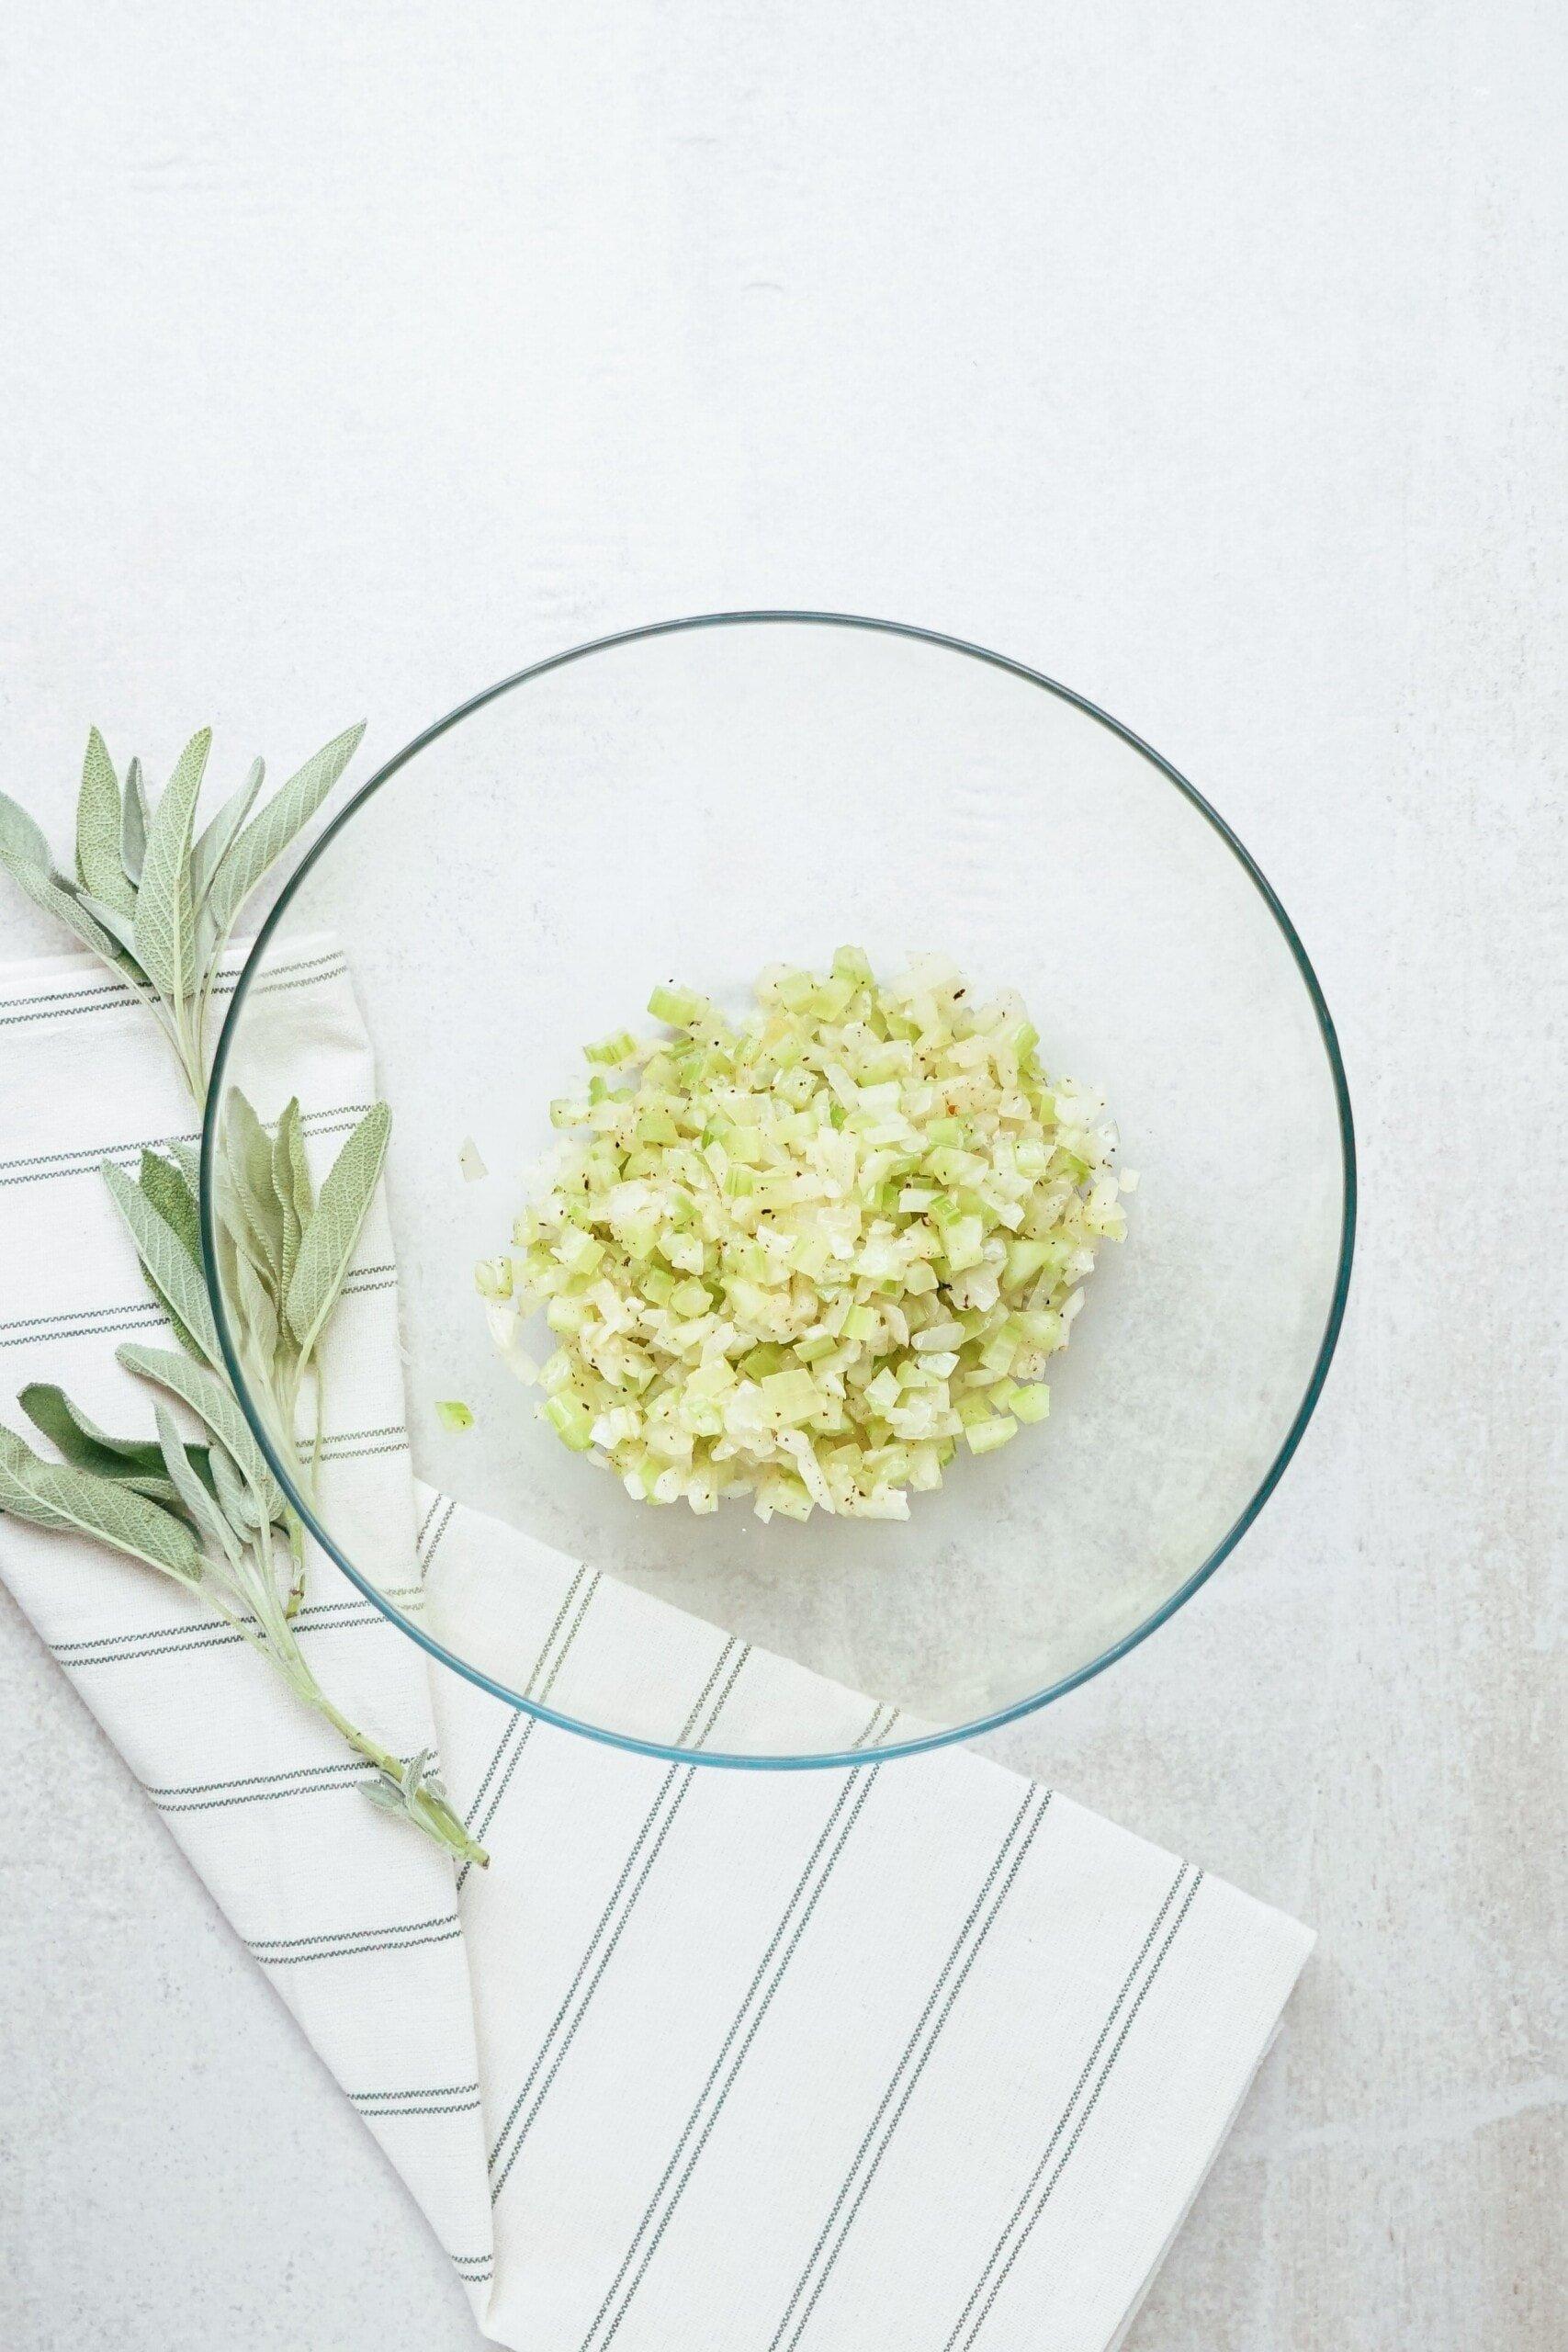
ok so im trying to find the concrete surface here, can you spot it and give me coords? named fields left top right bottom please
left=0, top=5, right=1562, bottom=2346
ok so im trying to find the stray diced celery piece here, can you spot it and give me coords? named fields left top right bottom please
left=435, top=1398, right=474, bottom=1431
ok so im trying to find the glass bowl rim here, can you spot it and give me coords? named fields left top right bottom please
left=202, top=608, right=1358, bottom=1770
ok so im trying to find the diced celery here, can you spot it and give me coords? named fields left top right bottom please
left=964, top=1413, right=1018, bottom=1454
left=649, top=983, right=704, bottom=1025
left=474, top=1255, right=513, bottom=1299
left=543, top=1394, right=594, bottom=1451
left=558, top=1229, right=604, bottom=1276
left=478, top=950, right=1123, bottom=1519
left=761, top=1367, right=820, bottom=1424
left=759, top=1471, right=814, bottom=1521
left=941, top=1216, right=986, bottom=1273
left=547, top=1294, right=592, bottom=1335
left=585, top=1028, right=640, bottom=1066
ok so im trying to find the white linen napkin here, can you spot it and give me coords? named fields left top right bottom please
left=0, top=937, right=1313, bottom=2352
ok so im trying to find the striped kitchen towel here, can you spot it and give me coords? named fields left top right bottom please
left=0, top=938, right=1313, bottom=2352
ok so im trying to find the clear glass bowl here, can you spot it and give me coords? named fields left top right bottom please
left=203, top=614, right=1354, bottom=1767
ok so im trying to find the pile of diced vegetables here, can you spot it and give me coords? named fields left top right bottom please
left=477, top=952, right=1131, bottom=1521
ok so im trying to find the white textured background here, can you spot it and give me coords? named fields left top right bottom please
left=0, top=6, right=1562, bottom=2348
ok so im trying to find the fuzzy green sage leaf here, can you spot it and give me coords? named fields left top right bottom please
left=285, top=1101, right=390, bottom=1362
left=76, top=729, right=136, bottom=918
left=0, top=1424, right=205, bottom=1586
left=101, top=1157, right=221, bottom=1367
left=131, top=728, right=210, bottom=1006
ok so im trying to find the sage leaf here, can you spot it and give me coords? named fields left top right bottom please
left=76, top=890, right=147, bottom=967
left=278, top=1096, right=314, bottom=1227
left=209, top=1438, right=263, bottom=1533
left=138, top=1146, right=201, bottom=1266
left=132, top=727, right=211, bottom=1004
left=17, top=1381, right=209, bottom=1509
left=20, top=1382, right=161, bottom=1466
left=0, top=1424, right=204, bottom=1587
left=274, top=1100, right=307, bottom=1303
left=233, top=1248, right=281, bottom=1375
left=76, top=729, right=136, bottom=917
left=153, top=1403, right=243, bottom=1571
left=203, top=723, right=365, bottom=947
left=285, top=1102, right=389, bottom=1361
left=120, top=756, right=150, bottom=887
left=7, top=859, right=128, bottom=966
left=190, top=755, right=264, bottom=913
left=117, top=1342, right=285, bottom=1523
left=101, top=1157, right=221, bottom=1367
left=164, top=1135, right=203, bottom=1194
left=0, top=789, right=52, bottom=876
left=221, top=1091, right=285, bottom=1294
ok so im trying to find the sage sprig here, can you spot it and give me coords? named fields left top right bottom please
left=0, top=723, right=364, bottom=1099
left=0, top=728, right=487, bottom=1871
left=210, top=1090, right=390, bottom=1502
